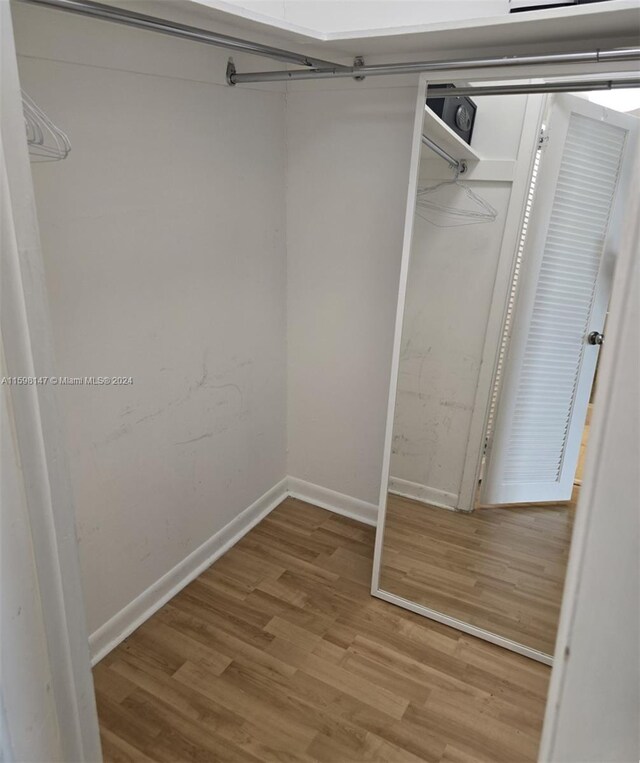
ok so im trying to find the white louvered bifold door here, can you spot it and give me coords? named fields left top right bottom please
left=481, top=94, right=637, bottom=505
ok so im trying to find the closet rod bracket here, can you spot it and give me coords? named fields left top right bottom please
left=226, top=58, right=237, bottom=86
left=353, top=56, right=366, bottom=82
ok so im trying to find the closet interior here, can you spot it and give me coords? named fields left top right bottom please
left=3, top=0, right=640, bottom=761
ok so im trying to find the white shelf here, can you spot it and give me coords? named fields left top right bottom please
left=422, top=105, right=482, bottom=164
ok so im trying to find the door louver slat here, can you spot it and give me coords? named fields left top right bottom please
left=502, top=113, right=625, bottom=485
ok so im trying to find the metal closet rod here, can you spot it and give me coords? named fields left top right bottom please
left=430, top=77, right=640, bottom=97
left=421, top=135, right=464, bottom=173
left=230, top=47, right=640, bottom=83
left=17, top=0, right=640, bottom=86
left=17, top=0, right=347, bottom=69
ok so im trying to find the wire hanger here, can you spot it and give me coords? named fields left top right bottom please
left=416, top=160, right=497, bottom=228
left=22, top=91, right=71, bottom=162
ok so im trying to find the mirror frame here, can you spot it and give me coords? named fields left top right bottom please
left=371, top=67, right=640, bottom=666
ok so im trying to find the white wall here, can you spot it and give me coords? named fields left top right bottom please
left=13, top=2, right=288, bottom=640
left=286, top=81, right=418, bottom=505
left=389, top=95, right=532, bottom=508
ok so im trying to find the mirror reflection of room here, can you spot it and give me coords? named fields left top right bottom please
left=378, top=84, right=639, bottom=658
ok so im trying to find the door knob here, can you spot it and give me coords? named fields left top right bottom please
left=587, top=331, right=604, bottom=346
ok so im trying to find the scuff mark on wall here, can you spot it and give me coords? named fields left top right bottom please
left=99, top=356, right=253, bottom=447
left=135, top=407, right=167, bottom=425
left=175, top=432, right=214, bottom=446
left=440, top=400, right=471, bottom=411
left=102, top=424, right=130, bottom=443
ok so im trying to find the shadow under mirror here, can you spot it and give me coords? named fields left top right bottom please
left=376, top=81, right=640, bottom=660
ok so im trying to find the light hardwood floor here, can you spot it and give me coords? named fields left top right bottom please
left=94, top=498, right=551, bottom=763
left=379, top=493, right=576, bottom=655
left=574, top=404, right=593, bottom=485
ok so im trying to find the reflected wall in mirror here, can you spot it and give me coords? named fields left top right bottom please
left=375, top=80, right=640, bottom=661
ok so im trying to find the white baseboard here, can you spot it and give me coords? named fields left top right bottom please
left=388, top=476, right=458, bottom=511
left=89, top=476, right=380, bottom=664
left=287, top=477, right=379, bottom=527
left=89, top=477, right=288, bottom=665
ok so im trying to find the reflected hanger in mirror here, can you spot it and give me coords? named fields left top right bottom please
left=416, top=163, right=498, bottom=227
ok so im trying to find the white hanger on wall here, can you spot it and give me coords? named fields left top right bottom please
left=22, top=90, right=71, bottom=162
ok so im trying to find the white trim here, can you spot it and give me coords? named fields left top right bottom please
left=374, top=590, right=553, bottom=666
left=1, top=6, right=101, bottom=759
left=89, top=478, right=288, bottom=664
left=286, top=477, right=378, bottom=527
left=388, top=476, right=457, bottom=511
left=371, top=75, right=428, bottom=595
left=538, top=153, right=640, bottom=762
left=90, top=475, right=378, bottom=664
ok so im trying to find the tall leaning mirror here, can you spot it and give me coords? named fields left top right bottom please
left=372, top=74, right=639, bottom=663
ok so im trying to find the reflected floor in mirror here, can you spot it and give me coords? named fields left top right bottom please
left=379, top=490, right=577, bottom=655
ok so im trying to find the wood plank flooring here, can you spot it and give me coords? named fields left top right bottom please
left=379, top=493, right=576, bottom=655
left=575, top=404, right=592, bottom=485
left=94, top=497, right=551, bottom=763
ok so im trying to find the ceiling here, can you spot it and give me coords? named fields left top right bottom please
left=177, top=0, right=640, bottom=58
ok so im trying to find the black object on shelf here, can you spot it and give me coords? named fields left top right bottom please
left=426, top=85, right=477, bottom=146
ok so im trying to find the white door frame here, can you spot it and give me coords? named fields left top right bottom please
left=371, top=68, right=640, bottom=665
left=1, top=5, right=102, bottom=760
left=538, top=174, right=639, bottom=763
